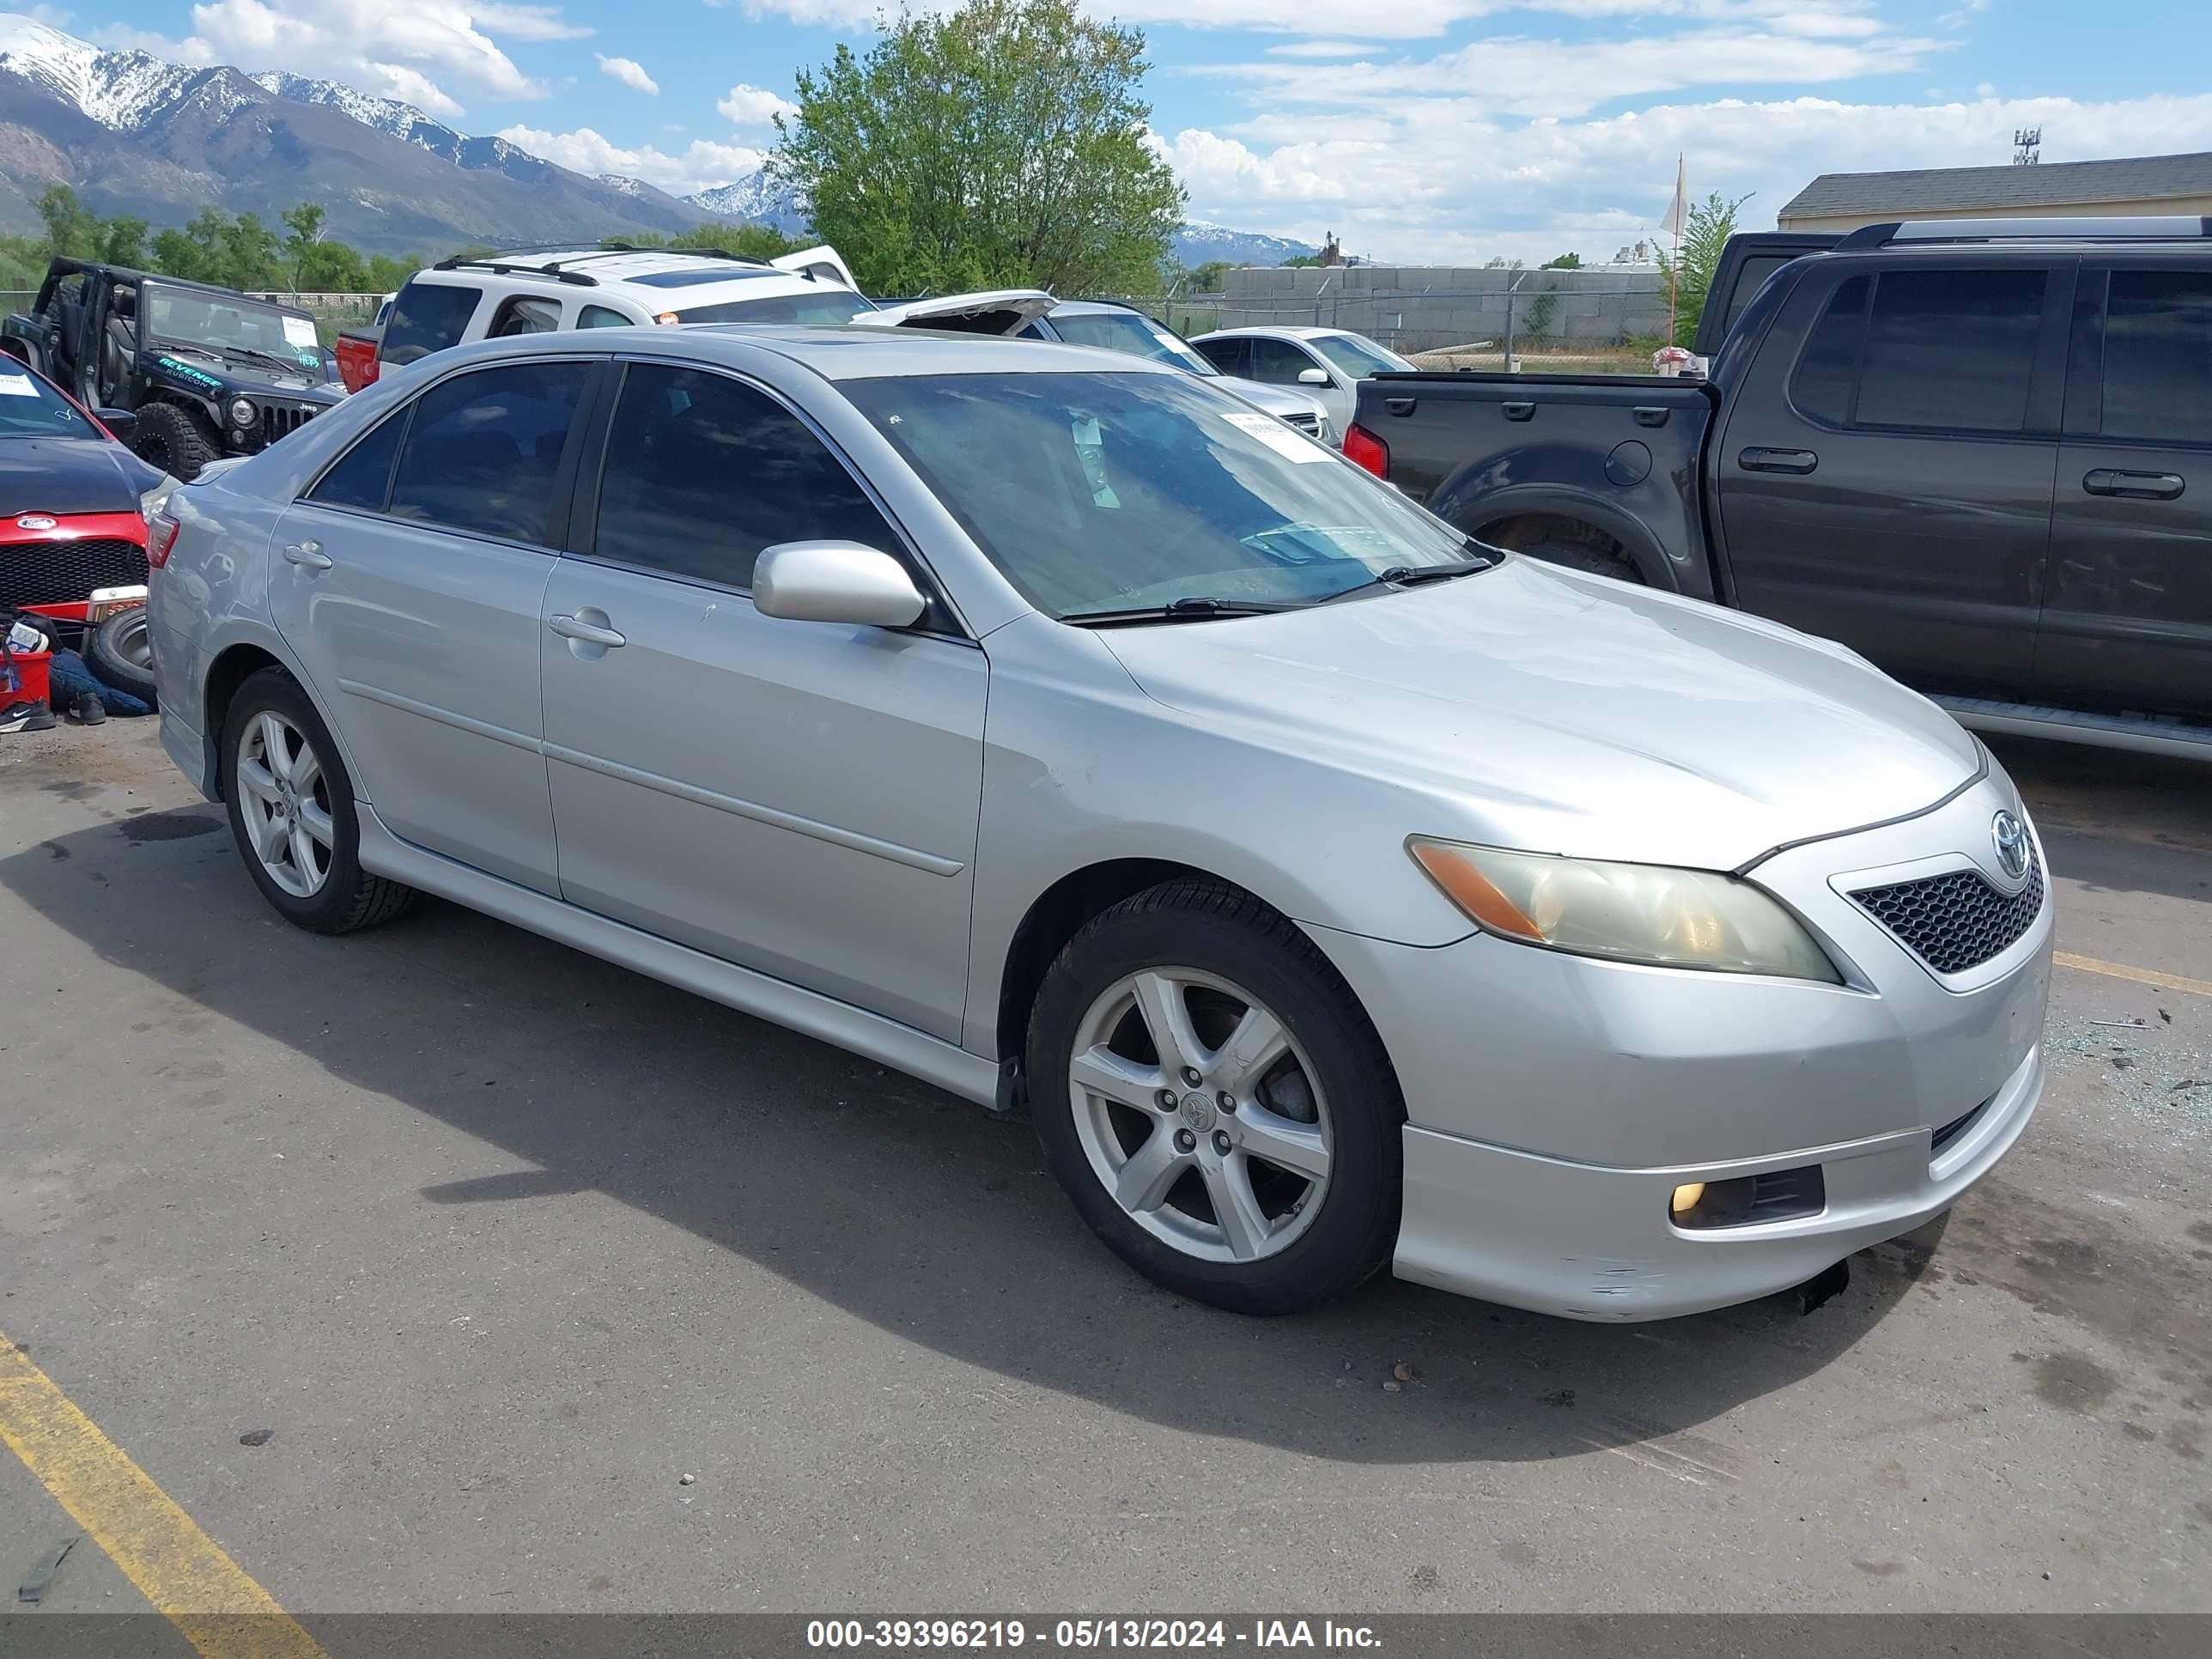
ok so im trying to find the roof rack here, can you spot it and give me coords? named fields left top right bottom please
left=595, top=242, right=770, bottom=268
left=430, top=254, right=599, bottom=287
left=1837, top=215, right=2212, bottom=251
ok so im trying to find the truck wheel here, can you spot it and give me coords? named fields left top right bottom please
left=1522, top=538, right=1644, bottom=584
left=87, top=610, right=158, bottom=706
left=133, top=402, right=219, bottom=482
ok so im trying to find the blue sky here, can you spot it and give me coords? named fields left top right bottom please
left=79, top=1, right=2212, bottom=262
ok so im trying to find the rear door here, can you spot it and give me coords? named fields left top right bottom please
left=2040, top=258, right=2212, bottom=718
left=377, top=278, right=485, bottom=368
left=1713, top=256, right=2069, bottom=696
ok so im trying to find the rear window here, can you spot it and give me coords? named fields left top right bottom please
left=673, top=290, right=872, bottom=325
left=1784, top=266, right=2045, bottom=434
left=0, top=364, right=94, bottom=439
left=2099, top=269, right=2212, bottom=446
left=380, top=282, right=481, bottom=366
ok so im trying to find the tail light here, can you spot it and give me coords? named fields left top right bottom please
left=1342, top=422, right=1389, bottom=477
left=147, top=512, right=183, bottom=569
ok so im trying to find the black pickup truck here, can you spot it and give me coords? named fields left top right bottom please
left=1345, top=218, right=2212, bottom=756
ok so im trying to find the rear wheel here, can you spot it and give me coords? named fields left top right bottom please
left=1028, top=881, right=1402, bottom=1315
left=220, top=669, right=416, bottom=934
left=132, top=401, right=219, bottom=482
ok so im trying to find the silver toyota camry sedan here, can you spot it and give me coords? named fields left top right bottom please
left=145, top=326, right=2051, bottom=1321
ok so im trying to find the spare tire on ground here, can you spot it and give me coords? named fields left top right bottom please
left=88, top=607, right=157, bottom=706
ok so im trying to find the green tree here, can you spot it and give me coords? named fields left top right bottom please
left=1540, top=252, right=1582, bottom=270
left=95, top=216, right=148, bottom=267
left=1181, top=258, right=1231, bottom=291
left=282, top=202, right=327, bottom=285
left=1656, top=191, right=1750, bottom=347
left=773, top=0, right=1184, bottom=295
left=35, top=183, right=100, bottom=258
left=149, top=226, right=208, bottom=281
left=1279, top=254, right=1322, bottom=268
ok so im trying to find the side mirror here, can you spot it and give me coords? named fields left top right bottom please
left=1297, top=367, right=1331, bottom=386
left=753, top=541, right=927, bottom=629
left=95, top=407, right=138, bottom=441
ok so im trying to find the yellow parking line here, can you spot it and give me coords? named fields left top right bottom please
left=0, top=1330, right=325, bottom=1659
left=2054, top=950, right=2212, bottom=1000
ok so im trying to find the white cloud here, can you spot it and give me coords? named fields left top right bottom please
left=597, top=53, right=658, bottom=95
left=496, top=124, right=766, bottom=194
left=178, top=0, right=592, bottom=114
left=1158, top=89, right=2212, bottom=264
left=717, top=82, right=798, bottom=126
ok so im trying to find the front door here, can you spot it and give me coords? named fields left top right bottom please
left=539, top=358, right=986, bottom=1040
left=2039, top=260, right=2212, bottom=719
left=269, top=357, right=596, bottom=893
left=1715, top=261, right=2065, bottom=697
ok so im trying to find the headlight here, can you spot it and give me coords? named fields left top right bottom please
left=228, top=396, right=258, bottom=427
left=1407, top=837, right=1841, bottom=982
left=138, top=474, right=179, bottom=526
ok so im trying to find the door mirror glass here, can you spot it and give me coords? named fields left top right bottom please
left=753, top=542, right=926, bottom=628
left=94, top=407, right=138, bottom=441
left=1297, top=366, right=1331, bottom=386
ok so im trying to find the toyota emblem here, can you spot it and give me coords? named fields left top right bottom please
left=1991, top=810, right=2030, bottom=881
left=15, top=514, right=56, bottom=531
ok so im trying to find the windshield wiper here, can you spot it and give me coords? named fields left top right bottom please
left=1322, top=550, right=1497, bottom=604
left=1060, top=596, right=1299, bottom=628
left=153, top=337, right=302, bottom=374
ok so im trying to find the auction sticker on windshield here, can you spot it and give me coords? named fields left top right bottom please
left=0, top=375, right=38, bottom=397
left=282, top=316, right=319, bottom=348
left=1221, top=409, right=1328, bottom=462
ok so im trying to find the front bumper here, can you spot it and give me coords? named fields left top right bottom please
left=1306, top=765, right=2052, bottom=1320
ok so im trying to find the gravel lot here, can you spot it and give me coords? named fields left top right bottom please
left=1, top=720, right=2207, bottom=1616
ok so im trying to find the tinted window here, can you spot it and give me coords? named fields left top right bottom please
left=1046, top=311, right=1217, bottom=374
left=593, top=363, right=898, bottom=589
left=1854, top=268, right=2045, bottom=433
left=1311, top=334, right=1412, bottom=379
left=1192, top=337, right=1247, bottom=377
left=1247, top=338, right=1318, bottom=385
left=2100, top=269, right=2212, bottom=446
left=489, top=296, right=561, bottom=337
left=578, top=305, right=632, bottom=329
left=672, top=290, right=872, bottom=325
left=387, top=362, right=589, bottom=544
left=1721, top=254, right=1794, bottom=334
left=1791, top=275, right=1868, bottom=425
left=380, top=282, right=480, bottom=365
left=307, top=410, right=407, bottom=511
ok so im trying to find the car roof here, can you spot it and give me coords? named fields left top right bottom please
left=421, top=249, right=829, bottom=306
left=1043, top=299, right=1150, bottom=319
left=1197, top=325, right=1341, bottom=341
left=441, top=322, right=1183, bottom=382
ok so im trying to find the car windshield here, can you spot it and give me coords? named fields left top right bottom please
left=0, top=362, right=94, bottom=439
left=1047, top=311, right=1218, bottom=375
left=846, top=370, right=1479, bottom=618
left=675, top=290, right=873, bottom=325
left=1310, top=333, right=1414, bottom=379
left=143, top=283, right=325, bottom=369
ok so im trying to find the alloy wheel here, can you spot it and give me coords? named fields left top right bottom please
left=235, top=710, right=334, bottom=898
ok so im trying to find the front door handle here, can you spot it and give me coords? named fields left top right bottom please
left=1739, top=447, right=1819, bottom=474
left=282, top=540, right=332, bottom=571
left=549, top=613, right=627, bottom=648
left=2083, top=467, right=2185, bottom=500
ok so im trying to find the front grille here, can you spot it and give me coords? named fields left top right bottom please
left=1850, top=848, right=2044, bottom=975
left=0, top=536, right=148, bottom=611
left=256, top=403, right=322, bottom=442
left=1284, top=411, right=1323, bottom=435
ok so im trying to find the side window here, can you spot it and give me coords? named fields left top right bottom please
left=577, top=305, right=632, bottom=329
left=1197, top=337, right=1249, bottom=378
left=593, top=362, right=899, bottom=591
left=2100, top=269, right=2212, bottom=446
left=306, top=409, right=409, bottom=512
left=1245, top=338, right=1313, bottom=385
left=1720, top=254, right=1793, bottom=335
left=386, top=361, right=591, bottom=544
left=489, top=295, right=561, bottom=337
left=380, top=282, right=481, bottom=365
left=1790, top=275, right=1868, bottom=425
left=1853, top=267, right=2045, bottom=434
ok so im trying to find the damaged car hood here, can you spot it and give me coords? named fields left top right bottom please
left=1097, top=556, right=1983, bottom=872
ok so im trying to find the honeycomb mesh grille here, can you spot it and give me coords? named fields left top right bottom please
left=0, top=537, right=148, bottom=611
left=1851, top=850, right=2044, bottom=975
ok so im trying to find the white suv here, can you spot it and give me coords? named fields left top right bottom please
left=372, top=245, right=1049, bottom=371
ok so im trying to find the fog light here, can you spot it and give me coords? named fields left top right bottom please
left=1670, top=1182, right=1705, bottom=1214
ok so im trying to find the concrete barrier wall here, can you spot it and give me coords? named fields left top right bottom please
left=1212, top=266, right=1673, bottom=353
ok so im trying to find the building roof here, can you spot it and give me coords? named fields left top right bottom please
left=1780, top=151, right=2212, bottom=219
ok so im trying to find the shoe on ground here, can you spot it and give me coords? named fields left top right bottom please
left=1, top=699, right=56, bottom=734
left=71, top=691, right=106, bottom=726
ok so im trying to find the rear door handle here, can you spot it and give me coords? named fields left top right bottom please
left=2083, top=468, right=2184, bottom=500
left=1501, top=401, right=1534, bottom=422
left=549, top=613, right=626, bottom=648
left=1738, top=447, right=1819, bottom=475
left=282, top=540, right=332, bottom=570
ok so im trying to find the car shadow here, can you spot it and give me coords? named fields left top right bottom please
left=2, top=807, right=1941, bottom=1467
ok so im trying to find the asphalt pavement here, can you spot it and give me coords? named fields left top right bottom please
left=0, top=720, right=2206, bottom=1618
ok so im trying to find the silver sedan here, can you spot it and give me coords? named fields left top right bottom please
left=145, top=325, right=2049, bottom=1320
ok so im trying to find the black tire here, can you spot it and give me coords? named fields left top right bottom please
left=1522, top=538, right=1645, bottom=583
left=1027, top=879, right=1404, bottom=1316
left=131, top=401, right=219, bottom=482
left=220, top=667, right=417, bottom=935
left=87, top=609, right=157, bottom=705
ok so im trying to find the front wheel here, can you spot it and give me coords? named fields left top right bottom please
left=131, top=401, right=219, bottom=482
left=220, top=668, right=417, bottom=934
left=1027, top=881, right=1403, bottom=1315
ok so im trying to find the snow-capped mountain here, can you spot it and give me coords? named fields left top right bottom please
left=0, top=14, right=239, bottom=130
left=1172, top=222, right=1321, bottom=269
left=684, top=172, right=808, bottom=233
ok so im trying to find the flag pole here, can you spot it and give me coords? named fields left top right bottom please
left=1668, top=154, right=1682, bottom=345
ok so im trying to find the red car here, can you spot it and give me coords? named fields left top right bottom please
left=0, top=354, right=167, bottom=705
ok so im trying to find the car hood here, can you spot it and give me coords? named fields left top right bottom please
left=0, top=434, right=159, bottom=517
left=148, top=347, right=343, bottom=401
left=1097, top=557, right=1982, bottom=872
